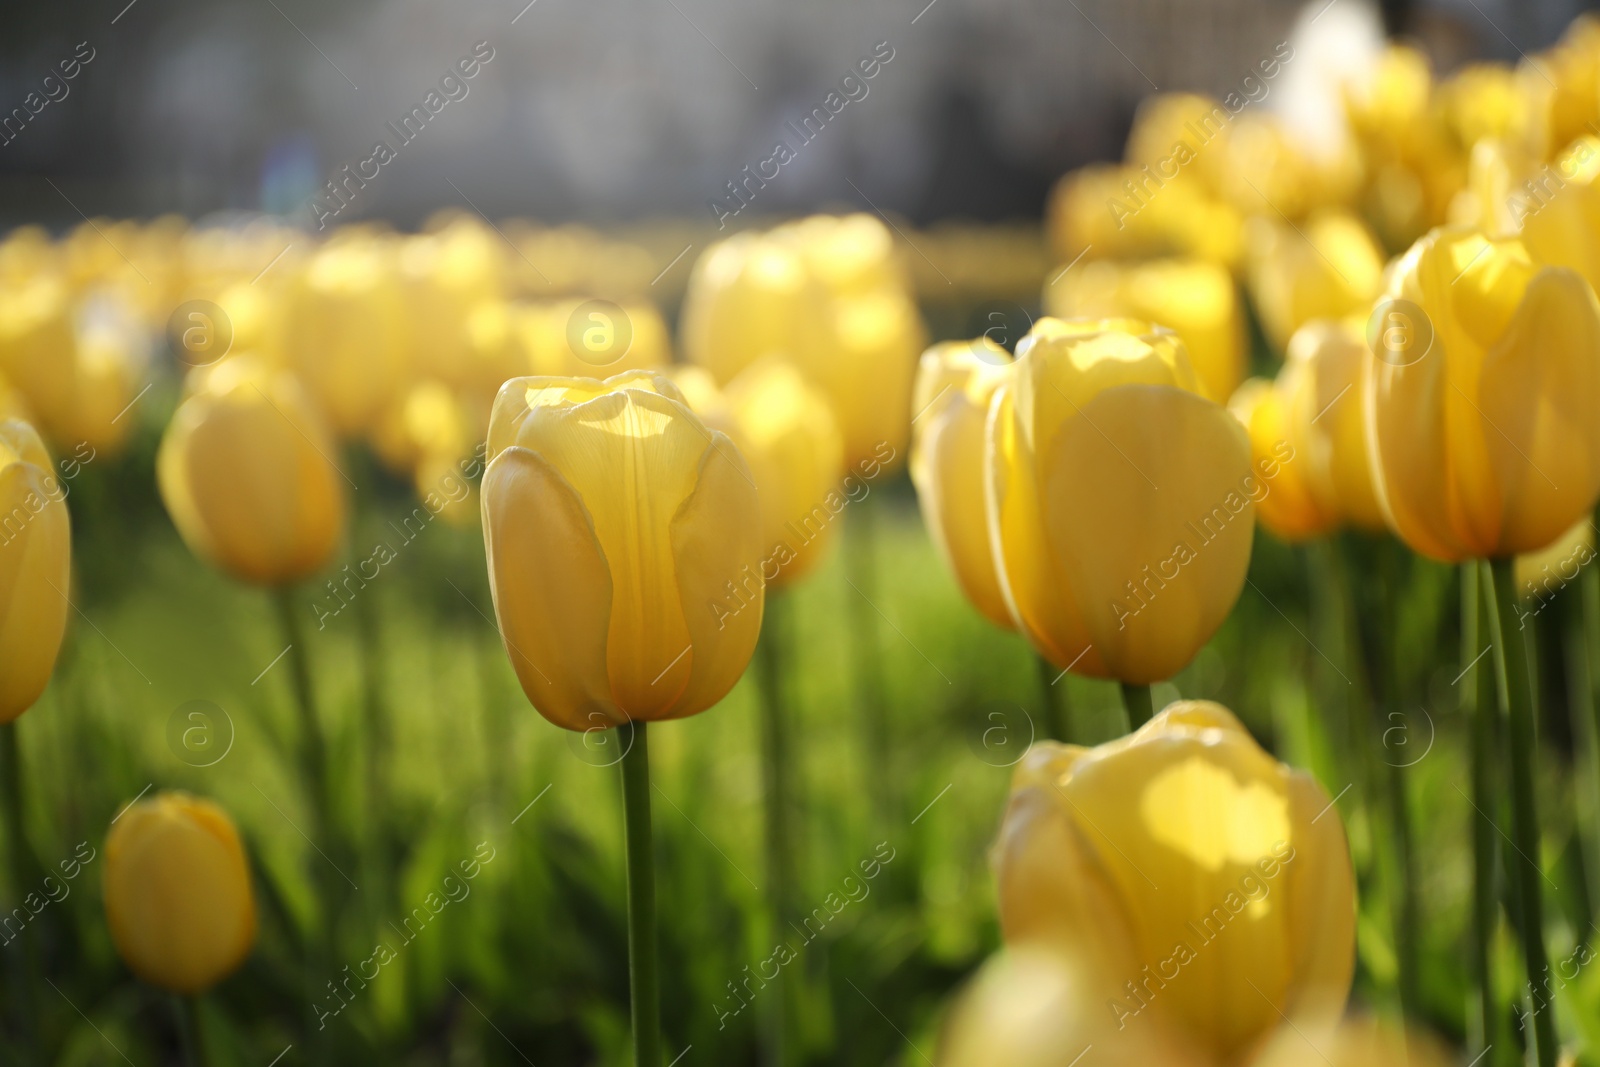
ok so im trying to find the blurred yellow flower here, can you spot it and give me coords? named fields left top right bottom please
left=938, top=946, right=1207, bottom=1067
left=104, top=792, right=256, bottom=995
left=986, top=318, right=1254, bottom=684
left=1227, top=319, right=1383, bottom=542
left=1046, top=164, right=1244, bottom=269
left=1044, top=257, right=1244, bottom=403
left=0, top=274, right=76, bottom=444
left=911, top=338, right=1014, bottom=629
left=1523, top=15, right=1600, bottom=160
left=517, top=298, right=672, bottom=379
left=1245, top=210, right=1384, bottom=353
left=158, top=357, right=347, bottom=585
left=994, top=701, right=1355, bottom=1065
left=680, top=232, right=824, bottom=385
left=0, top=419, right=70, bottom=722
left=1366, top=228, right=1600, bottom=560
left=1254, top=1015, right=1454, bottom=1067
left=481, top=371, right=762, bottom=729
left=1515, top=517, right=1594, bottom=609
left=720, top=357, right=844, bottom=588
left=283, top=236, right=408, bottom=437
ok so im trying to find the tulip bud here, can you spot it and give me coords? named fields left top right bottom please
left=720, top=357, right=844, bottom=588
left=995, top=702, right=1355, bottom=1065
left=158, top=357, right=347, bottom=586
left=0, top=420, right=71, bottom=722
left=1246, top=210, right=1385, bottom=354
left=986, top=318, right=1255, bottom=683
left=1366, top=228, right=1600, bottom=560
left=481, top=371, right=763, bottom=730
left=1044, top=257, right=1244, bottom=403
left=283, top=237, right=407, bottom=437
left=938, top=947, right=1207, bottom=1067
left=911, top=338, right=1014, bottom=629
left=1228, top=319, right=1383, bottom=542
left=104, top=792, right=257, bottom=995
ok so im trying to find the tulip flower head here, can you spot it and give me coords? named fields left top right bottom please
left=986, top=318, right=1256, bottom=684
left=1365, top=227, right=1600, bottom=561
left=1228, top=319, right=1384, bottom=542
left=994, top=702, right=1356, bottom=1066
left=104, top=792, right=257, bottom=995
left=911, top=337, right=1015, bottom=629
left=0, top=418, right=71, bottom=722
left=481, top=370, right=763, bottom=731
left=157, top=356, right=347, bottom=586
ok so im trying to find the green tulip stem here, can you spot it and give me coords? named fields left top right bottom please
left=1484, top=558, right=1559, bottom=1067
left=175, top=994, right=208, bottom=1067
left=272, top=586, right=337, bottom=1065
left=757, top=592, right=795, bottom=1067
left=843, top=499, right=894, bottom=829
left=1461, top=563, right=1501, bottom=1062
left=0, top=721, right=39, bottom=1061
left=1118, top=682, right=1154, bottom=731
left=1034, top=652, right=1073, bottom=742
left=620, top=720, right=661, bottom=1067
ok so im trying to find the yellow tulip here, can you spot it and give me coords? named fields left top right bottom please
left=680, top=232, right=824, bottom=385
left=813, top=289, right=923, bottom=470
left=720, top=357, right=844, bottom=588
left=1438, top=62, right=1532, bottom=153
left=68, top=315, right=145, bottom=455
left=1044, top=257, right=1244, bottom=403
left=399, top=218, right=506, bottom=387
left=104, top=792, right=256, bottom=994
left=481, top=370, right=762, bottom=730
left=1245, top=210, right=1385, bottom=353
left=1227, top=319, right=1383, bottom=542
left=1514, top=135, right=1600, bottom=291
left=986, top=318, right=1255, bottom=683
left=938, top=946, right=1208, bottom=1067
left=1516, top=513, right=1595, bottom=614
left=1254, top=1015, right=1454, bottom=1067
left=1366, top=227, right=1600, bottom=561
left=283, top=237, right=407, bottom=436
left=910, top=338, right=1014, bottom=629
left=994, top=701, right=1355, bottom=1065
left=158, top=357, right=346, bottom=585
left=1524, top=15, right=1600, bottom=160
left=776, top=212, right=906, bottom=297
left=0, top=420, right=70, bottom=722
left=1047, top=164, right=1244, bottom=269
left=517, top=298, right=672, bottom=379
left=0, top=274, right=76, bottom=444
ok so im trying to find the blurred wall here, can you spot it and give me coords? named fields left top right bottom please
left=0, top=0, right=1591, bottom=228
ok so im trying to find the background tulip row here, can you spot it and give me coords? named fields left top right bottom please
left=9, top=7, right=1600, bottom=1067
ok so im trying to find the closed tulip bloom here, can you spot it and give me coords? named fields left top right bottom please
left=1228, top=319, right=1383, bottom=541
left=911, top=338, right=1014, bottom=629
left=778, top=213, right=906, bottom=297
left=0, top=420, right=70, bottom=722
left=517, top=298, right=672, bottom=379
left=1255, top=1016, right=1454, bottom=1067
left=995, top=702, right=1355, bottom=1065
left=814, top=289, right=923, bottom=469
left=158, top=357, right=346, bottom=585
left=987, top=318, right=1255, bottom=683
left=104, top=792, right=256, bottom=994
left=283, top=237, right=407, bottom=436
left=481, top=371, right=763, bottom=730
left=0, top=275, right=76, bottom=444
left=69, top=315, right=146, bottom=455
left=1044, top=257, right=1244, bottom=403
left=1366, top=228, right=1600, bottom=560
left=680, top=233, right=825, bottom=385
left=720, top=357, right=844, bottom=587
left=1514, top=135, right=1600, bottom=289
left=938, top=947, right=1206, bottom=1067
left=1245, top=210, right=1384, bottom=353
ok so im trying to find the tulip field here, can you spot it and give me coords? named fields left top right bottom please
left=18, top=3, right=1600, bottom=1067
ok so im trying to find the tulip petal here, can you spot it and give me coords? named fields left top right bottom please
left=0, top=458, right=70, bottom=721
left=1042, top=384, right=1254, bottom=683
left=519, top=387, right=703, bottom=717
left=1278, top=769, right=1357, bottom=1031
left=482, top=446, right=616, bottom=731
left=666, top=431, right=764, bottom=718
left=1479, top=266, right=1600, bottom=555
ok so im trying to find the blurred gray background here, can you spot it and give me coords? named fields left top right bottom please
left=0, top=0, right=1592, bottom=229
